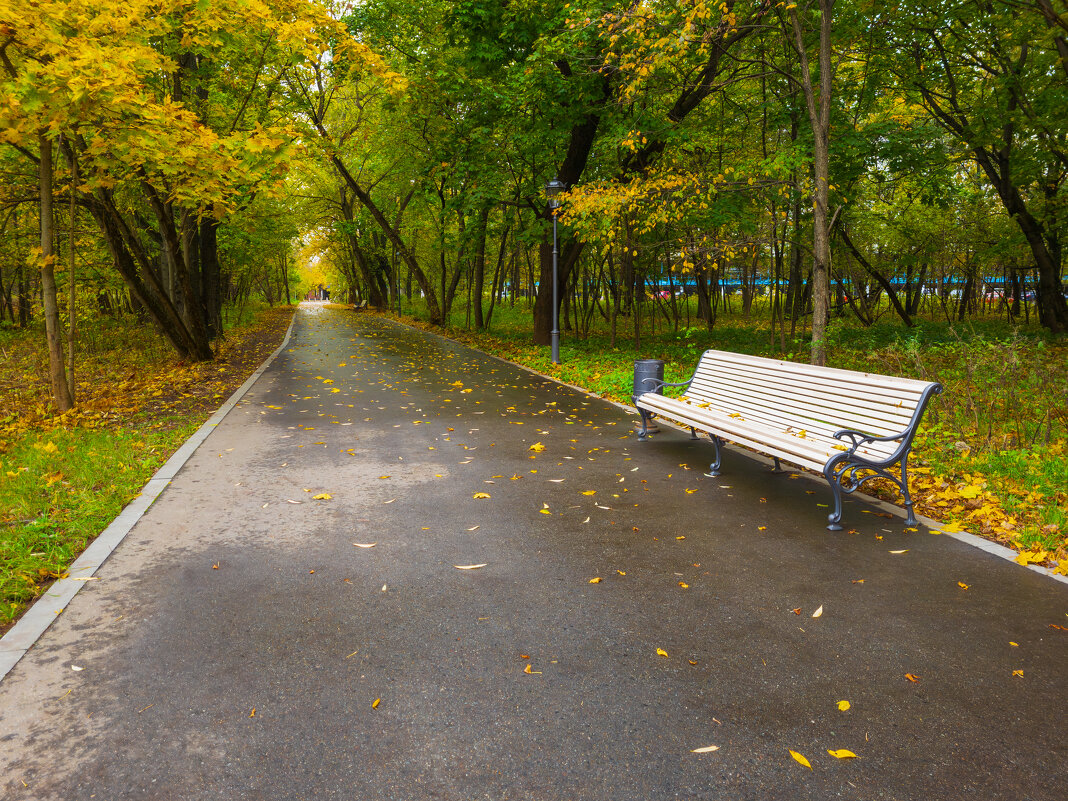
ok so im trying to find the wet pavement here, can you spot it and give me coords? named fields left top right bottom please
left=0, top=306, right=1064, bottom=800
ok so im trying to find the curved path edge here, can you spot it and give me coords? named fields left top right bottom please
left=0, top=314, right=298, bottom=683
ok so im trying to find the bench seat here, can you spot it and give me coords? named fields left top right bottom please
left=635, top=350, right=943, bottom=530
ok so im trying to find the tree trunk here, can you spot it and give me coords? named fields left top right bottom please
left=67, top=145, right=76, bottom=399
left=792, top=1, right=834, bottom=365
left=38, top=134, right=74, bottom=412
left=472, top=207, right=490, bottom=329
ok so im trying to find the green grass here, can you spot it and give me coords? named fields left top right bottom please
left=0, top=425, right=195, bottom=625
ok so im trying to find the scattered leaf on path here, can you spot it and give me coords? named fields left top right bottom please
left=905, top=673, right=920, bottom=682
left=889, top=549, right=909, bottom=554
left=837, top=700, right=851, bottom=711
left=827, top=749, right=857, bottom=759
left=789, top=750, right=812, bottom=770
left=656, top=648, right=669, bottom=658
left=372, top=698, right=381, bottom=709
left=589, top=577, right=602, bottom=583
left=472, top=492, right=491, bottom=499
left=812, top=605, right=824, bottom=618
left=353, top=542, right=377, bottom=548
left=312, top=493, right=332, bottom=500
left=691, top=745, right=720, bottom=753
left=454, top=564, right=488, bottom=570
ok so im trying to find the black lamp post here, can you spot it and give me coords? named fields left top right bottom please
left=545, top=178, right=565, bottom=364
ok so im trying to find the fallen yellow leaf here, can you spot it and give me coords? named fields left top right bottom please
left=454, top=564, right=487, bottom=570
left=827, top=748, right=857, bottom=759
left=678, top=581, right=689, bottom=589
left=1012, top=669, right=1024, bottom=677
left=656, top=648, right=669, bottom=658
left=837, top=700, right=851, bottom=711
left=889, top=549, right=909, bottom=554
left=588, top=577, right=602, bottom=583
left=789, top=750, right=812, bottom=770
left=529, top=442, right=545, bottom=452
left=905, top=673, right=920, bottom=682
left=372, top=698, right=381, bottom=709
left=938, top=521, right=967, bottom=534
left=353, top=542, right=377, bottom=548
left=811, top=605, right=823, bottom=618
left=691, top=745, right=720, bottom=753
left=472, top=492, right=491, bottom=499
left=581, top=490, right=596, bottom=495
left=1015, top=550, right=1048, bottom=566
left=957, top=581, right=969, bottom=590
left=312, top=493, right=332, bottom=500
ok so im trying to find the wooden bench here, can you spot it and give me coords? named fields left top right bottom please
left=634, top=350, right=943, bottom=530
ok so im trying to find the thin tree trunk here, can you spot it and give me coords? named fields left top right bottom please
left=67, top=145, right=76, bottom=399
left=791, top=0, right=834, bottom=365
left=38, top=134, right=73, bottom=412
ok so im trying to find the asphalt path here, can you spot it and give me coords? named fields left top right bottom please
left=0, top=306, right=1064, bottom=800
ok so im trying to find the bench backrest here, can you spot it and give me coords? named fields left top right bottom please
left=681, top=350, right=940, bottom=461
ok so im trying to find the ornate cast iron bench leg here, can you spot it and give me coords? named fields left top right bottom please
left=704, top=434, right=723, bottom=477
left=824, top=453, right=849, bottom=532
left=637, top=408, right=654, bottom=440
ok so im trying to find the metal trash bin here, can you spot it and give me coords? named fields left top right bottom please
left=632, top=359, right=665, bottom=405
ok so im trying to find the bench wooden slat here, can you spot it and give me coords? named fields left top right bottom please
left=697, top=350, right=934, bottom=394
left=686, top=365, right=926, bottom=412
left=684, top=377, right=915, bottom=436
left=671, top=395, right=900, bottom=462
left=686, top=368, right=925, bottom=422
left=638, top=395, right=894, bottom=468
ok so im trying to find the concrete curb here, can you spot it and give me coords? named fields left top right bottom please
left=379, top=313, right=1068, bottom=588
left=0, top=315, right=297, bottom=683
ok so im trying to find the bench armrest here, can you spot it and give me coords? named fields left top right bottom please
left=832, top=428, right=905, bottom=451
left=640, top=377, right=690, bottom=393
